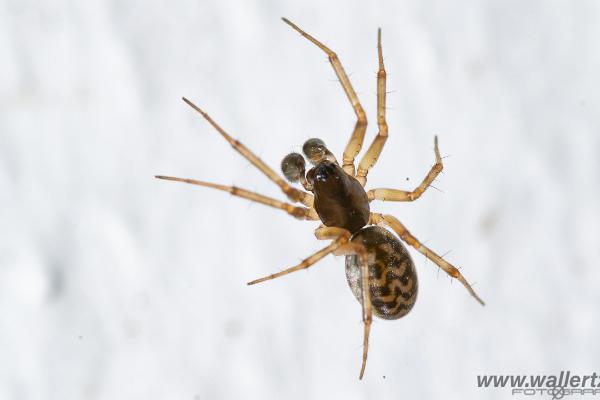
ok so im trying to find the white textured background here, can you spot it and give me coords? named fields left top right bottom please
left=1, top=1, right=599, bottom=399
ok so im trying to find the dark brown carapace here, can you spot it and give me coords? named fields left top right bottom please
left=156, top=17, right=484, bottom=380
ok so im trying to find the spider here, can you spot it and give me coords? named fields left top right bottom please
left=156, top=18, right=484, bottom=379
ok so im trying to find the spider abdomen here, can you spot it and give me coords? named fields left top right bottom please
left=345, top=226, right=418, bottom=320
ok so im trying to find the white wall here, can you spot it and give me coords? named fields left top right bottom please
left=1, top=1, right=599, bottom=399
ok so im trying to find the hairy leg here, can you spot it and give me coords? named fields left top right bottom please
left=155, top=175, right=319, bottom=220
left=336, top=241, right=372, bottom=379
left=356, top=28, right=388, bottom=186
left=181, top=97, right=314, bottom=207
left=282, top=18, right=367, bottom=176
left=247, top=228, right=352, bottom=285
left=370, top=213, right=485, bottom=305
left=367, top=136, right=443, bottom=202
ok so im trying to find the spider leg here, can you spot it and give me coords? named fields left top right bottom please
left=282, top=18, right=367, bottom=176
left=181, top=97, right=314, bottom=207
left=313, top=225, right=346, bottom=242
left=247, top=228, right=352, bottom=285
left=313, top=226, right=372, bottom=379
left=356, top=29, right=388, bottom=186
left=155, top=175, right=319, bottom=220
left=357, top=242, right=372, bottom=381
left=366, top=136, right=443, bottom=202
left=313, top=224, right=327, bottom=239
left=333, top=240, right=372, bottom=379
left=256, top=223, right=374, bottom=378
left=370, top=213, right=485, bottom=305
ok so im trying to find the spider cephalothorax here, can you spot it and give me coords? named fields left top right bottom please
left=282, top=140, right=370, bottom=233
left=157, top=17, right=484, bottom=379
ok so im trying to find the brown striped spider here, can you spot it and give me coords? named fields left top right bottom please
left=156, top=18, right=484, bottom=379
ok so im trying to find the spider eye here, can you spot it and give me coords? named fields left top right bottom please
left=281, top=153, right=306, bottom=182
left=303, top=138, right=327, bottom=164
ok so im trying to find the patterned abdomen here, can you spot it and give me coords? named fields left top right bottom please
left=345, top=226, right=418, bottom=320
